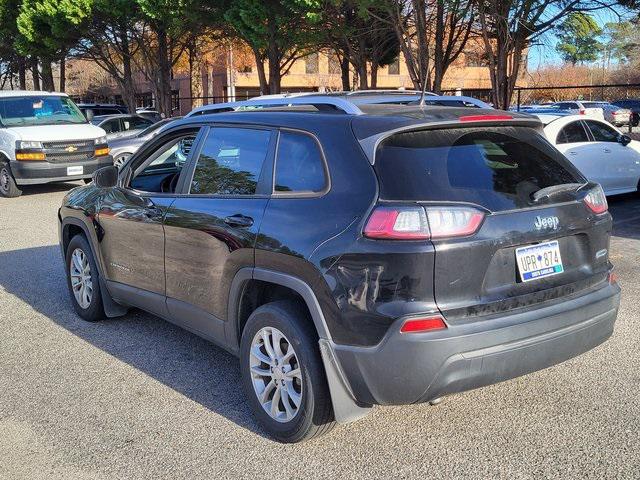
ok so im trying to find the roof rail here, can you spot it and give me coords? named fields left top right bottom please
left=344, top=89, right=434, bottom=96
left=186, top=96, right=364, bottom=117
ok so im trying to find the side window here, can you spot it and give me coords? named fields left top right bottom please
left=556, top=122, right=589, bottom=144
left=101, top=119, right=120, bottom=134
left=585, top=120, right=618, bottom=142
left=190, top=127, right=271, bottom=195
left=131, top=116, right=151, bottom=129
left=274, top=131, right=327, bottom=193
left=130, top=133, right=197, bottom=193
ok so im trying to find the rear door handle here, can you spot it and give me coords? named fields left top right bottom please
left=604, top=148, right=612, bottom=153
left=224, top=214, right=254, bottom=228
left=568, top=151, right=578, bottom=155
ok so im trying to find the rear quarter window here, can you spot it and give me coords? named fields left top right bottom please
left=374, top=126, right=583, bottom=211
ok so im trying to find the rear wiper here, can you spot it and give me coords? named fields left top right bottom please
left=531, top=183, right=586, bottom=203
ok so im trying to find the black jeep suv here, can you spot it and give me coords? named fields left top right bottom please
left=58, top=98, right=620, bottom=442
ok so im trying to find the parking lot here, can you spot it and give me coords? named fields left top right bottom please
left=0, top=183, right=639, bottom=479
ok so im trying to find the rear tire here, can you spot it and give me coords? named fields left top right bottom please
left=65, top=234, right=105, bottom=321
left=0, top=162, right=22, bottom=198
left=240, top=300, right=335, bottom=443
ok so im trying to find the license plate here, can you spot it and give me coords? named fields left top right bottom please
left=515, top=240, right=564, bottom=282
left=66, top=166, right=83, bottom=176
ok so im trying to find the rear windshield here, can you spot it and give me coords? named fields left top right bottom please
left=374, top=126, right=583, bottom=211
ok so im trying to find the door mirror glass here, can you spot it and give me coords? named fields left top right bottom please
left=618, top=134, right=632, bottom=146
left=93, top=165, right=118, bottom=188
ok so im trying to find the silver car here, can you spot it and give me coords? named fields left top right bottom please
left=109, top=117, right=180, bottom=168
left=582, top=102, right=632, bottom=126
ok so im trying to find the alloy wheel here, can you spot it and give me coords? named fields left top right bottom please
left=69, top=248, right=93, bottom=309
left=249, top=326, right=303, bottom=423
left=0, top=167, right=10, bottom=195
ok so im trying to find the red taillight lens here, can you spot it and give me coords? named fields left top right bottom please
left=584, top=185, right=608, bottom=214
left=425, top=206, right=485, bottom=239
left=608, top=271, right=618, bottom=284
left=459, top=114, right=513, bottom=122
left=364, top=206, right=485, bottom=240
left=400, top=315, right=447, bottom=333
left=363, top=206, right=430, bottom=240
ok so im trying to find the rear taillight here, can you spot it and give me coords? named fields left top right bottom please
left=426, top=207, right=485, bottom=239
left=363, top=206, right=429, bottom=240
left=363, top=206, right=484, bottom=240
left=579, top=108, right=586, bottom=115
left=400, top=315, right=447, bottom=333
left=459, top=114, right=513, bottom=122
left=608, top=271, right=618, bottom=284
left=583, top=185, right=608, bottom=214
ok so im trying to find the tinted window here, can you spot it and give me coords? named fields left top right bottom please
left=275, top=131, right=326, bottom=193
left=190, top=127, right=271, bottom=195
left=130, top=116, right=152, bottom=129
left=374, top=127, right=581, bottom=211
left=557, top=121, right=589, bottom=144
left=585, top=120, right=618, bottom=142
left=101, top=119, right=120, bottom=133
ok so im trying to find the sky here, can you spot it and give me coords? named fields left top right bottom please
left=527, top=6, right=631, bottom=69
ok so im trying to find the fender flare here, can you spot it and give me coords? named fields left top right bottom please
left=60, top=217, right=127, bottom=318
left=227, top=267, right=371, bottom=424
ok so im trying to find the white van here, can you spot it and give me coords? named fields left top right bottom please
left=0, top=91, right=111, bottom=197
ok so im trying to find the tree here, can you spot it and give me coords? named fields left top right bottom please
left=603, top=20, right=640, bottom=64
left=476, top=0, right=607, bottom=110
left=555, top=12, right=603, bottom=65
left=224, top=0, right=321, bottom=94
left=0, top=0, right=28, bottom=89
left=73, top=0, right=143, bottom=112
left=16, top=0, right=91, bottom=91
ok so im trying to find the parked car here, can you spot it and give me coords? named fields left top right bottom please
left=136, top=108, right=163, bottom=123
left=186, top=92, right=491, bottom=117
left=548, top=101, right=605, bottom=120
left=90, top=114, right=154, bottom=140
left=581, top=102, right=631, bottom=126
left=0, top=90, right=111, bottom=198
left=538, top=114, right=640, bottom=195
left=612, top=99, right=640, bottom=126
left=109, top=117, right=181, bottom=168
left=77, top=103, right=128, bottom=119
left=59, top=96, right=620, bottom=442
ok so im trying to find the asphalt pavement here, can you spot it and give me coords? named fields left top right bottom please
left=0, top=182, right=639, bottom=479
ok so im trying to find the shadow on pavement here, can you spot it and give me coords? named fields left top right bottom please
left=16, top=182, right=83, bottom=196
left=0, top=244, right=267, bottom=439
left=608, top=193, right=640, bottom=241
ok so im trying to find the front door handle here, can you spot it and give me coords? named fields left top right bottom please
left=224, top=214, right=254, bottom=228
left=604, top=148, right=612, bottom=153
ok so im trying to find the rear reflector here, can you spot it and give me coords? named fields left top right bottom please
left=608, top=271, right=618, bottom=284
left=363, top=206, right=430, bottom=240
left=584, top=185, right=608, bottom=214
left=459, top=114, right=513, bottom=122
left=400, top=316, right=447, bottom=333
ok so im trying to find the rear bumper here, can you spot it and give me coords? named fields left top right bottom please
left=11, top=156, right=113, bottom=185
left=333, top=282, right=620, bottom=406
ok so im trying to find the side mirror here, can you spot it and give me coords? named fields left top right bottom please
left=85, top=109, right=94, bottom=121
left=93, top=165, right=118, bottom=188
left=618, top=134, right=632, bottom=146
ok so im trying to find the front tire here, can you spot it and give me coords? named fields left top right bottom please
left=65, top=234, right=105, bottom=321
left=240, top=301, right=335, bottom=443
left=0, top=162, right=21, bottom=198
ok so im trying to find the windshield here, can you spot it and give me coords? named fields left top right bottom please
left=0, top=96, right=87, bottom=127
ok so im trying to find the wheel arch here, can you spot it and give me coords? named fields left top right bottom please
left=60, top=216, right=127, bottom=318
left=227, top=267, right=371, bottom=423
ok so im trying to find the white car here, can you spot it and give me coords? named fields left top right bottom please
left=549, top=101, right=605, bottom=120
left=540, top=114, right=640, bottom=196
left=0, top=90, right=110, bottom=198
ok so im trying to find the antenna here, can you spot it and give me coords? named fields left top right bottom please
left=419, top=77, right=429, bottom=106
